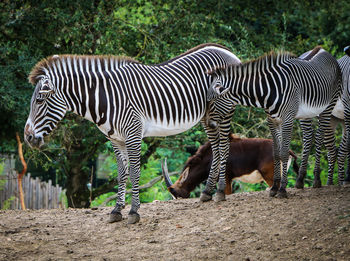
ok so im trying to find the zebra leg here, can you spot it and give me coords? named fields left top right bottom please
left=345, top=163, right=350, bottom=185
left=345, top=118, right=350, bottom=184
left=267, top=117, right=282, bottom=197
left=344, top=105, right=350, bottom=185
left=215, top=116, right=232, bottom=202
left=312, top=125, right=324, bottom=188
left=337, top=127, right=347, bottom=185
left=319, top=112, right=337, bottom=186
left=200, top=124, right=220, bottom=202
left=125, top=135, right=142, bottom=224
left=345, top=133, right=350, bottom=185
left=109, top=141, right=129, bottom=223
left=278, top=117, right=295, bottom=198
left=295, top=119, right=314, bottom=189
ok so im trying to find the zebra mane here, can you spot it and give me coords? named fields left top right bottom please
left=28, top=54, right=139, bottom=85
left=157, top=43, right=231, bottom=66
left=207, top=50, right=297, bottom=76
left=301, top=46, right=323, bottom=61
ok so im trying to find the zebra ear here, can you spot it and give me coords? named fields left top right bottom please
left=213, top=84, right=229, bottom=95
left=207, top=80, right=229, bottom=101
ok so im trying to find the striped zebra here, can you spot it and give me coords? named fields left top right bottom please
left=203, top=47, right=342, bottom=199
left=295, top=46, right=350, bottom=187
left=342, top=46, right=350, bottom=184
left=24, top=44, right=241, bottom=224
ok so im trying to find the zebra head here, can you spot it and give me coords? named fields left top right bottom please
left=206, top=66, right=232, bottom=102
left=24, top=74, right=67, bottom=148
left=204, top=66, right=233, bottom=129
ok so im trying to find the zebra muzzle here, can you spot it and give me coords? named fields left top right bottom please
left=28, top=136, right=43, bottom=148
left=24, top=133, right=43, bottom=149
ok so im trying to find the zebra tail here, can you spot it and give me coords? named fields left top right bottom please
left=289, top=150, right=300, bottom=174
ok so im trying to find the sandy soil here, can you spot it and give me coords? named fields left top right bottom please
left=1, top=186, right=349, bottom=261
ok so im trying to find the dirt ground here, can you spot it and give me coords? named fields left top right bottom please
left=1, top=186, right=350, bottom=261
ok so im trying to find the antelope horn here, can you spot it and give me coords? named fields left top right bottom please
left=161, top=158, right=173, bottom=188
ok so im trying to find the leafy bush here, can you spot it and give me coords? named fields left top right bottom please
left=1, top=0, right=349, bottom=206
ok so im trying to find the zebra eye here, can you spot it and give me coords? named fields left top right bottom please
left=36, top=96, right=45, bottom=104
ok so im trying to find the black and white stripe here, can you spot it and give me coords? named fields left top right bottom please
left=24, top=44, right=241, bottom=223
left=205, top=47, right=342, bottom=198
left=339, top=47, right=350, bottom=184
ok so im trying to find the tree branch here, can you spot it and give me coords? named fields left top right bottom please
left=100, top=171, right=179, bottom=206
left=92, top=179, right=118, bottom=199
left=16, top=132, right=27, bottom=210
left=140, top=138, right=162, bottom=166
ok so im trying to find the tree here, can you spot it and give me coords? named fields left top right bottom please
left=1, top=0, right=349, bottom=208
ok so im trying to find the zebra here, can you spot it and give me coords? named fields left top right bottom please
left=24, top=43, right=241, bottom=224
left=343, top=46, right=350, bottom=184
left=295, top=46, right=350, bottom=188
left=202, top=47, right=342, bottom=199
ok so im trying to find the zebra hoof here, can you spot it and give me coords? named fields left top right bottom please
left=269, top=189, right=278, bottom=197
left=214, top=191, right=226, bottom=202
left=313, top=180, right=322, bottom=188
left=295, top=179, right=304, bottom=189
left=109, top=212, right=123, bottom=223
left=277, top=189, right=288, bottom=198
left=200, top=192, right=212, bottom=202
left=128, top=213, right=140, bottom=224
left=326, top=180, right=334, bottom=186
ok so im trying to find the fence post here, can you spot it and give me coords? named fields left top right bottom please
left=10, top=172, right=16, bottom=209
left=24, top=173, right=30, bottom=209
left=48, top=180, right=52, bottom=209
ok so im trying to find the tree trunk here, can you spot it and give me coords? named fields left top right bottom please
left=61, top=116, right=105, bottom=208
left=65, top=166, right=90, bottom=208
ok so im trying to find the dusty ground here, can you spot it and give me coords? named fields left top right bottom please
left=1, top=186, right=350, bottom=261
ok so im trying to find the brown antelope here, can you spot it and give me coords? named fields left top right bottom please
left=162, top=134, right=299, bottom=198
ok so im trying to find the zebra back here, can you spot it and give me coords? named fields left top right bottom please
left=207, top=48, right=341, bottom=119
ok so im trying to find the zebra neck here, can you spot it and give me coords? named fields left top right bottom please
left=45, top=55, right=137, bottom=123
left=58, top=71, right=106, bottom=125
left=227, top=55, right=288, bottom=109
left=51, top=56, right=133, bottom=125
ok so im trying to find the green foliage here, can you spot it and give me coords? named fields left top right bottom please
left=1, top=0, right=350, bottom=206
left=59, top=190, right=68, bottom=209
left=91, top=192, right=116, bottom=207
left=1, top=196, right=15, bottom=210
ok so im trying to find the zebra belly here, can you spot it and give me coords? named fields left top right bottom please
left=143, top=120, right=199, bottom=137
left=332, top=98, right=344, bottom=120
left=295, top=103, right=328, bottom=119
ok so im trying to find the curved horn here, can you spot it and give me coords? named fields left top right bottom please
left=162, top=159, right=179, bottom=199
left=161, top=158, right=173, bottom=188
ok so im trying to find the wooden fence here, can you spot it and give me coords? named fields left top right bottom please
left=0, top=171, right=65, bottom=210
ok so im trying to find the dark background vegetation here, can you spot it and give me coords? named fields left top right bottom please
left=1, top=0, right=349, bottom=207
